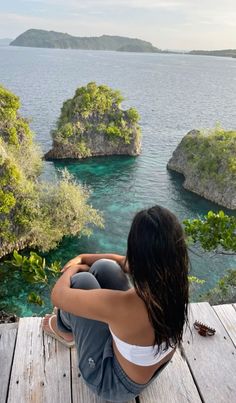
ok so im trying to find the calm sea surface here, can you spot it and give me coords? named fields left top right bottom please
left=0, top=46, right=236, bottom=315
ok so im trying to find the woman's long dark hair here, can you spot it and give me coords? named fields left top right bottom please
left=126, top=205, right=189, bottom=350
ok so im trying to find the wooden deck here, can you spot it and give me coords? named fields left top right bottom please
left=1, top=302, right=236, bottom=403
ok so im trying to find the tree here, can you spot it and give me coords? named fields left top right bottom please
left=184, top=210, right=236, bottom=255
left=183, top=211, right=236, bottom=304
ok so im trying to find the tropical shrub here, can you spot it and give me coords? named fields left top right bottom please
left=0, top=85, right=103, bottom=257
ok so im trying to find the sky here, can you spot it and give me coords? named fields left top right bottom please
left=1, top=0, right=236, bottom=50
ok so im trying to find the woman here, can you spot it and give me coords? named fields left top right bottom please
left=43, top=205, right=189, bottom=401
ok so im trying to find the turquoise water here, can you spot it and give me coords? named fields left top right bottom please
left=0, top=46, right=236, bottom=316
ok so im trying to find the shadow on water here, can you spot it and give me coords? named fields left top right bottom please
left=166, top=169, right=236, bottom=218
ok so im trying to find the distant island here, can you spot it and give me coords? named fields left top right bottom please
left=8, top=29, right=236, bottom=58
left=189, top=49, right=236, bottom=58
left=167, top=128, right=236, bottom=210
left=10, top=29, right=162, bottom=53
left=45, top=82, right=141, bottom=160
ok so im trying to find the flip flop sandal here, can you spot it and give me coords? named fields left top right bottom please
left=43, top=314, right=75, bottom=347
left=52, top=306, right=58, bottom=315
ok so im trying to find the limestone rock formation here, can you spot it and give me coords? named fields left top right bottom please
left=167, top=129, right=236, bottom=210
left=45, top=82, right=141, bottom=160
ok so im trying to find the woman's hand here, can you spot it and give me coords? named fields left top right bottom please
left=119, top=256, right=129, bottom=273
left=61, top=255, right=84, bottom=273
left=61, top=263, right=90, bottom=274
left=61, top=253, right=128, bottom=273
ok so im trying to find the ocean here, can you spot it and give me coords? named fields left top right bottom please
left=0, top=46, right=236, bottom=315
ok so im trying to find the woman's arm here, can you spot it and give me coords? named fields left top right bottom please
left=62, top=253, right=128, bottom=273
left=51, top=266, right=126, bottom=322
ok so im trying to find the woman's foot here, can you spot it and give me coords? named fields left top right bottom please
left=42, top=314, right=74, bottom=346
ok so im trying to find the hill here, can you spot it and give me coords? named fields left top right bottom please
left=10, top=29, right=161, bottom=53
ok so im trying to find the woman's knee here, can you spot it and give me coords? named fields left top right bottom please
left=90, top=259, right=121, bottom=277
left=89, top=259, right=130, bottom=291
left=71, top=272, right=100, bottom=290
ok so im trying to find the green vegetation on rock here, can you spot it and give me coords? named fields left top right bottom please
left=183, top=127, right=236, bottom=185
left=45, top=82, right=141, bottom=159
left=0, top=85, right=103, bottom=257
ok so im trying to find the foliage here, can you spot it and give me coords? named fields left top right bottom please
left=183, top=210, right=236, bottom=304
left=5, top=250, right=61, bottom=305
left=11, top=29, right=160, bottom=53
left=75, top=140, right=92, bottom=157
left=0, top=85, right=103, bottom=256
left=183, top=126, right=236, bottom=185
left=188, top=276, right=205, bottom=285
left=126, top=107, right=140, bottom=123
left=183, top=211, right=236, bottom=254
left=188, top=275, right=205, bottom=295
left=0, top=86, right=20, bottom=121
left=200, top=269, right=236, bottom=305
left=53, top=82, right=141, bottom=150
left=28, top=169, right=104, bottom=252
left=0, top=85, right=42, bottom=178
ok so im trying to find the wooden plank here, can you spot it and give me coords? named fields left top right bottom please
left=42, top=325, right=71, bottom=402
left=213, top=304, right=236, bottom=347
left=0, top=323, right=18, bottom=403
left=7, top=317, right=71, bottom=403
left=183, top=302, right=236, bottom=403
left=71, top=346, right=135, bottom=403
left=139, top=348, right=202, bottom=403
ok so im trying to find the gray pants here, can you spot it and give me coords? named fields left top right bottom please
left=57, top=259, right=167, bottom=402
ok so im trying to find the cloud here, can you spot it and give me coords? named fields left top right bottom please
left=0, top=11, right=127, bottom=39
left=2, top=0, right=236, bottom=49
left=76, top=0, right=186, bottom=8
left=21, top=0, right=187, bottom=9
left=0, top=12, right=47, bottom=25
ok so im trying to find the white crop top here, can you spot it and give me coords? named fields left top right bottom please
left=109, top=327, right=174, bottom=366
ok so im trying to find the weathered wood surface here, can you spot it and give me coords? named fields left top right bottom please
left=2, top=303, right=236, bottom=403
left=183, top=302, right=236, bottom=403
left=213, top=304, right=236, bottom=347
left=139, top=348, right=202, bottom=403
left=7, top=317, right=71, bottom=403
left=0, top=322, right=18, bottom=403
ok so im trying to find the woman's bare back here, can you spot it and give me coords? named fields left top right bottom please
left=108, top=288, right=175, bottom=384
